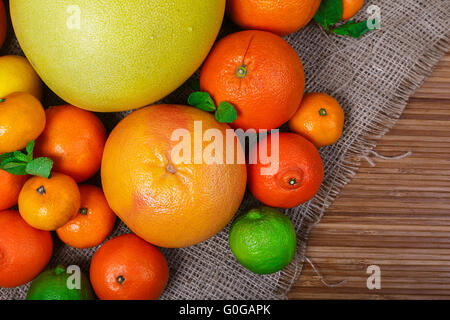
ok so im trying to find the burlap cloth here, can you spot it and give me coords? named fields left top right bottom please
left=1, top=1, right=449, bottom=300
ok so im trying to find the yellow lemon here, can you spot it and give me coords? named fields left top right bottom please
left=0, top=55, right=42, bottom=99
left=11, top=1, right=225, bottom=112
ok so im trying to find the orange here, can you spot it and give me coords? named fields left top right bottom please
left=0, top=169, right=28, bottom=211
left=0, top=0, right=6, bottom=48
left=248, top=132, right=324, bottom=208
left=90, top=234, right=169, bottom=300
left=18, top=172, right=81, bottom=231
left=0, top=210, right=53, bottom=287
left=101, top=105, right=247, bottom=248
left=289, top=93, right=345, bottom=148
left=200, top=30, right=305, bottom=131
left=227, top=0, right=321, bottom=36
left=57, top=184, right=116, bottom=249
left=35, top=105, right=107, bottom=183
left=342, top=0, right=365, bottom=20
left=0, top=92, right=46, bottom=154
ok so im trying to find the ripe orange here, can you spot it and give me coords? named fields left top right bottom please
left=248, top=132, right=324, bottom=208
left=18, top=172, right=81, bottom=231
left=227, top=0, right=321, bottom=36
left=57, top=184, right=116, bottom=249
left=101, top=105, right=247, bottom=248
left=90, top=234, right=169, bottom=300
left=35, top=105, right=107, bottom=183
left=342, top=0, right=365, bottom=20
left=0, top=0, right=6, bottom=48
left=200, top=30, right=305, bottom=131
left=289, top=93, right=345, bottom=148
left=0, top=169, right=28, bottom=211
left=0, top=92, right=46, bottom=154
left=0, top=210, right=53, bottom=287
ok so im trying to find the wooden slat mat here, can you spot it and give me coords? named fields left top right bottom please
left=289, top=53, right=450, bottom=300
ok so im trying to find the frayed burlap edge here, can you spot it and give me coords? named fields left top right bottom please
left=275, top=32, right=450, bottom=299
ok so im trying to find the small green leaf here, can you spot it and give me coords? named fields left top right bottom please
left=26, top=157, right=53, bottom=178
left=314, top=0, right=343, bottom=29
left=2, top=162, right=28, bottom=175
left=1, top=154, right=18, bottom=167
left=0, top=140, right=53, bottom=177
left=188, top=91, right=216, bottom=112
left=332, top=20, right=371, bottom=38
left=215, top=101, right=238, bottom=124
left=13, top=151, right=29, bottom=163
left=0, top=152, right=14, bottom=165
left=26, top=140, right=35, bottom=161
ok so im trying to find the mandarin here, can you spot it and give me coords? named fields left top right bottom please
left=227, top=0, right=321, bottom=36
left=0, top=169, right=28, bottom=211
left=0, top=210, right=53, bottom=287
left=248, top=133, right=324, bottom=208
left=342, top=0, right=365, bottom=20
left=57, top=184, right=116, bottom=249
left=0, top=92, right=45, bottom=154
left=18, top=172, right=81, bottom=231
left=289, top=93, right=345, bottom=148
left=200, top=30, right=305, bottom=131
left=35, top=105, right=107, bottom=183
left=90, top=234, right=169, bottom=300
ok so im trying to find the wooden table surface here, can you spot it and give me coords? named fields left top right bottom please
left=289, top=52, right=450, bottom=300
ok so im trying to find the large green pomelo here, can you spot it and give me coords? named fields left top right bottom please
left=11, top=1, right=225, bottom=112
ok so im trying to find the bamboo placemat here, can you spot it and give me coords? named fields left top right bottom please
left=290, top=53, right=450, bottom=299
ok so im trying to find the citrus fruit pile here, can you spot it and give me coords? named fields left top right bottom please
left=0, top=0, right=368, bottom=299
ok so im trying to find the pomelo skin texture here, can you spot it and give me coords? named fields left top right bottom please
left=10, top=1, right=225, bottom=112
left=101, top=105, right=247, bottom=248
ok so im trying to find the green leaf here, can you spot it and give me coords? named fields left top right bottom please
left=0, top=140, right=53, bottom=177
left=2, top=162, right=28, bottom=175
left=26, top=140, right=35, bottom=161
left=314, top=0, right=344, bottom=29
left=215, top=101, right=238, bottom=124
left=26, top=157, right=53, bottom=178
left=0, top=152, right=14, bottom=165
left=187, top=91, right=217, bottom=112
left=332, top=20, right=371, bottom=38
left=13, top=151, right=29, bottom=163
left=1, top=154, right=18, bottom=167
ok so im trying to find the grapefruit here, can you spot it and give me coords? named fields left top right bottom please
left=101, top=105, right=247, bottom=248
left=10, top=1, right=225, bottom=112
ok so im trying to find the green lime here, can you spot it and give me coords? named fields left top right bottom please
left=26, top=265, right=95, bottom=300
left=229, top=206, right=297, bottom=274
